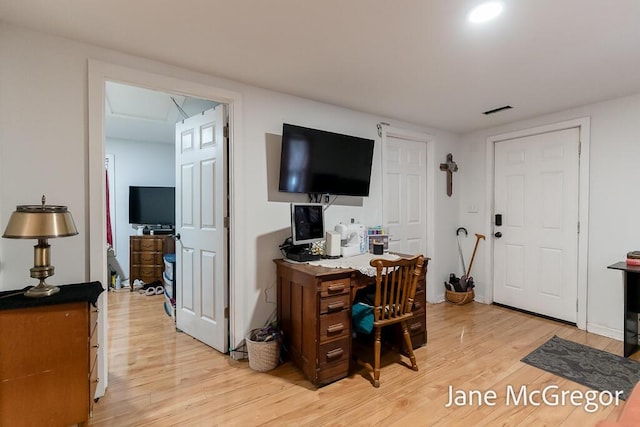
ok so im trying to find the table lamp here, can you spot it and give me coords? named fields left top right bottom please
left=2, top=195, right=78, bottom=297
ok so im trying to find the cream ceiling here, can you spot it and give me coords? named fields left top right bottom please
left=2, top=0, right=640, bottom=133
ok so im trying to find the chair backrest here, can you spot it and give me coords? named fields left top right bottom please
left=369, top=255, right=425, bottom=325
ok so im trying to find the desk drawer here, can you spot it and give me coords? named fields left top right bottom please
left=318, top=337, right=350, bottom=367
left=320, top=278, right=350, bottom=297
left=412, top=290, right=426, bottom=313
left=407, top=316, right=425, bottom=335
left=319, top=310, right=350, bottom=342
left=320, top=294, right=350, bottom=314
left=408, top=314, right=426, bottom=349
left=317, top=337, right=350, bottom=385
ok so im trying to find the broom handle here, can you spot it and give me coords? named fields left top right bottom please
left=466, top=233, right=486, bottom=276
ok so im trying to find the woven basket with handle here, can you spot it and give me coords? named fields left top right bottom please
left=445, top=289, right=474, bottom=305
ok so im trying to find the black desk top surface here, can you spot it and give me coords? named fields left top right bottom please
left=608, top=262, right=640, bottom=273
left=0, top=281, right=104, bottom=311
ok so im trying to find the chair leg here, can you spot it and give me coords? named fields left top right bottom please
left=401, top=321, right=418, bottom=371
left=373, top=327, right=381, bottom=387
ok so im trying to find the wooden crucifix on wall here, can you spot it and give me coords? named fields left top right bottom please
left=439, top=153, right=458, bottom=197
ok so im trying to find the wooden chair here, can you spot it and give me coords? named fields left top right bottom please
left=368, top=254, right=425, bottom=387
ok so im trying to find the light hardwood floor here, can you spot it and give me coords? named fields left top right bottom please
left=91, top=291, right=635, bottom=426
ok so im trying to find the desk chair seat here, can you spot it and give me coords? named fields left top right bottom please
left=365, top=255, right=425, bottom=387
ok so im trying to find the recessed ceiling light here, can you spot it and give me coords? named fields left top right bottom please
left=468, top=1, right=504, bottom=23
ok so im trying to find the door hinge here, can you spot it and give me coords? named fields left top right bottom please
left=223, top=125, right=229, bottom=138
left=576, top=299, right=579, bottom=312
left=224, top=306, right=229, bottom=319
left=577, top=221, right=580, bottom=234
left=224, top=217, right=230, bottom=228
left=578, top=140, right=581, bottom=157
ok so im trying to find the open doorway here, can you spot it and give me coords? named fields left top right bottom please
left=88, top=61, right=244, bottom=399
left=103, top=81, right=219, bottom=294
left=103, top=79, right=231, bottom=391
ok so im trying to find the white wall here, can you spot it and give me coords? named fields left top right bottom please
left=0, top=23, right=461, bottom=347
left=459, top=92, right=640, bottom=340
left=106, top=138, right=175, bottom=275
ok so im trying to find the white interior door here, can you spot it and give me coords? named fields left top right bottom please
left=493, top=128, right=579, bottom=322
left=382, top=134, right=427, bottom=255
left=175, top=105, right=228, bottom=352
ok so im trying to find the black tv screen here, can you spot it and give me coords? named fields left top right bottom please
left=278, top=123, right=375, bottom=197
left=129, top=186, right=175, bottom=226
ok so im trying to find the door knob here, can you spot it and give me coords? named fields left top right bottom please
left=174, top=233, right=181, bottom=241
left=494, top=232, right=502, bottom=238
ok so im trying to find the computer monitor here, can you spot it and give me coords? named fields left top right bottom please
left=291, top=203, right=325, bottom=245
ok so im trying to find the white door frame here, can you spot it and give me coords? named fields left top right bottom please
left=484, top=117, right=590, bottom=329
left=88, top=60, right=244, bottom=397
left=380, top=125, right=437, bottom=302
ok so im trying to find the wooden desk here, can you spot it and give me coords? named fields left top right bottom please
left=275, top=257, right=428, bottom=387
left=608, top=262, right=640, bottom=357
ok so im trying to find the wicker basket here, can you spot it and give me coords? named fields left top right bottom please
left=246, top=329, right=280, bottom=372
left=445, top=289, right=475, bottom=305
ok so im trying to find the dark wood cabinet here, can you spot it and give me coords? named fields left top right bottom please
left=130, top=235, right=175, bottom=290
left=275, top=258, right=428, bottom=387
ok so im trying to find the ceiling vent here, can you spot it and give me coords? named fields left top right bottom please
left=483, top=105, right=512, bottom=115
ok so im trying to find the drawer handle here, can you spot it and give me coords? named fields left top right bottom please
left=92, top=343, right=100, bottom=349
left=326, top=323, right=344, bottom=334
left=409, top=322, right=422, bottom=332
left=326, top=348, right=344, bottom=360
left=96, top=377, right=100, bottom=384
left=93, top=308, right=100, bottom=313
left=327, top=301, right=345, bottom=312
left=327, top=284, right=345, bottom=292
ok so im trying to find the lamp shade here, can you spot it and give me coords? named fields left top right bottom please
left=3, top=204, right=78, bottom=239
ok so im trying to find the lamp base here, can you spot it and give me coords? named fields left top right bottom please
left=24, top=282, right=60, bottom=298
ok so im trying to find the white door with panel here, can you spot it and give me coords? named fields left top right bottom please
left=382, top=134, right=427, bottom=255
left=493, top=128, right=579, bottom=323
left=175, top=105, right=228, bottom=352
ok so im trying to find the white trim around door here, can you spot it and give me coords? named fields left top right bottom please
left=379, top=125, right=437, bottom=303
left=88, top=60, right=245, bottom=397
left=484, top=117, right=590, bottom=330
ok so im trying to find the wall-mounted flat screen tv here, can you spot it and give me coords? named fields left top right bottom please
left=278, top=123, right=375, bottom=197
left=129, top=186, right=175, bottom=226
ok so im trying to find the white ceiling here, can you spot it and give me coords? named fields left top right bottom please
left=105, top=82, right=217, bottom=143
left=2, top=0, right=640, bottom=133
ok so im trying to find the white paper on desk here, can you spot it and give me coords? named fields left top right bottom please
left=308, top=253, right=400, bottom=277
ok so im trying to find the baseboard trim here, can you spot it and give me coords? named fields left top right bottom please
left=586, top=323, right=623, bottom=341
